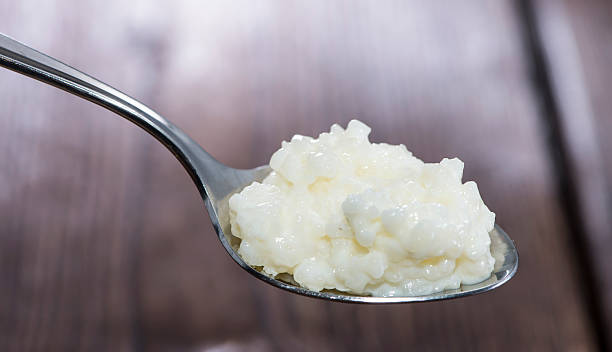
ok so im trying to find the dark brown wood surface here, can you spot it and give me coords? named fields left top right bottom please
left=532, top=0, right=612, bottom=344
left=0, top=0, right=608, bottom=351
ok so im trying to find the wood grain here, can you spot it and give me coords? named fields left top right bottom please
left=531, top=0, right=612, bottom=343
left=0, top=0, right=601, bottom=351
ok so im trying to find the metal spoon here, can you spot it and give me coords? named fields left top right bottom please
left=0, top=33, right=518, bottom=303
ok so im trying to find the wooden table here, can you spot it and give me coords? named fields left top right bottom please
left=1, top=1, right=610, bottom=351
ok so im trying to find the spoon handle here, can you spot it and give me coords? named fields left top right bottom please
left=0, top=33, right=220, bottom=196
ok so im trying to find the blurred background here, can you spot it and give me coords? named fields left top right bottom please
left=1, top=0, right=610, bottom=351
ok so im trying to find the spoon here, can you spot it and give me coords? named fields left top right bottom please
left=0, top=33, right=518, bottom=303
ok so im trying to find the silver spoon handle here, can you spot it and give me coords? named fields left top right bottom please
left=0, top=33, right=219, bottom=195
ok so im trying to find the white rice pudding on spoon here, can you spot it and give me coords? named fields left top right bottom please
left=229, top=120, right=495, bottom=296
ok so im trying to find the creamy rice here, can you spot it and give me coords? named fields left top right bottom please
left=229, top=120, right=495, bottom=296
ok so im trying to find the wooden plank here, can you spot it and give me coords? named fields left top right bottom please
left=530, top=0, right=612, bottom=343
left=0, top=0, right=598, bottom=351
left=0, top=2, right=165, bottom=351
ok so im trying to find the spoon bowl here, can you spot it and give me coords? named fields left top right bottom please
left=0, top=33, right=518, bottom=303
